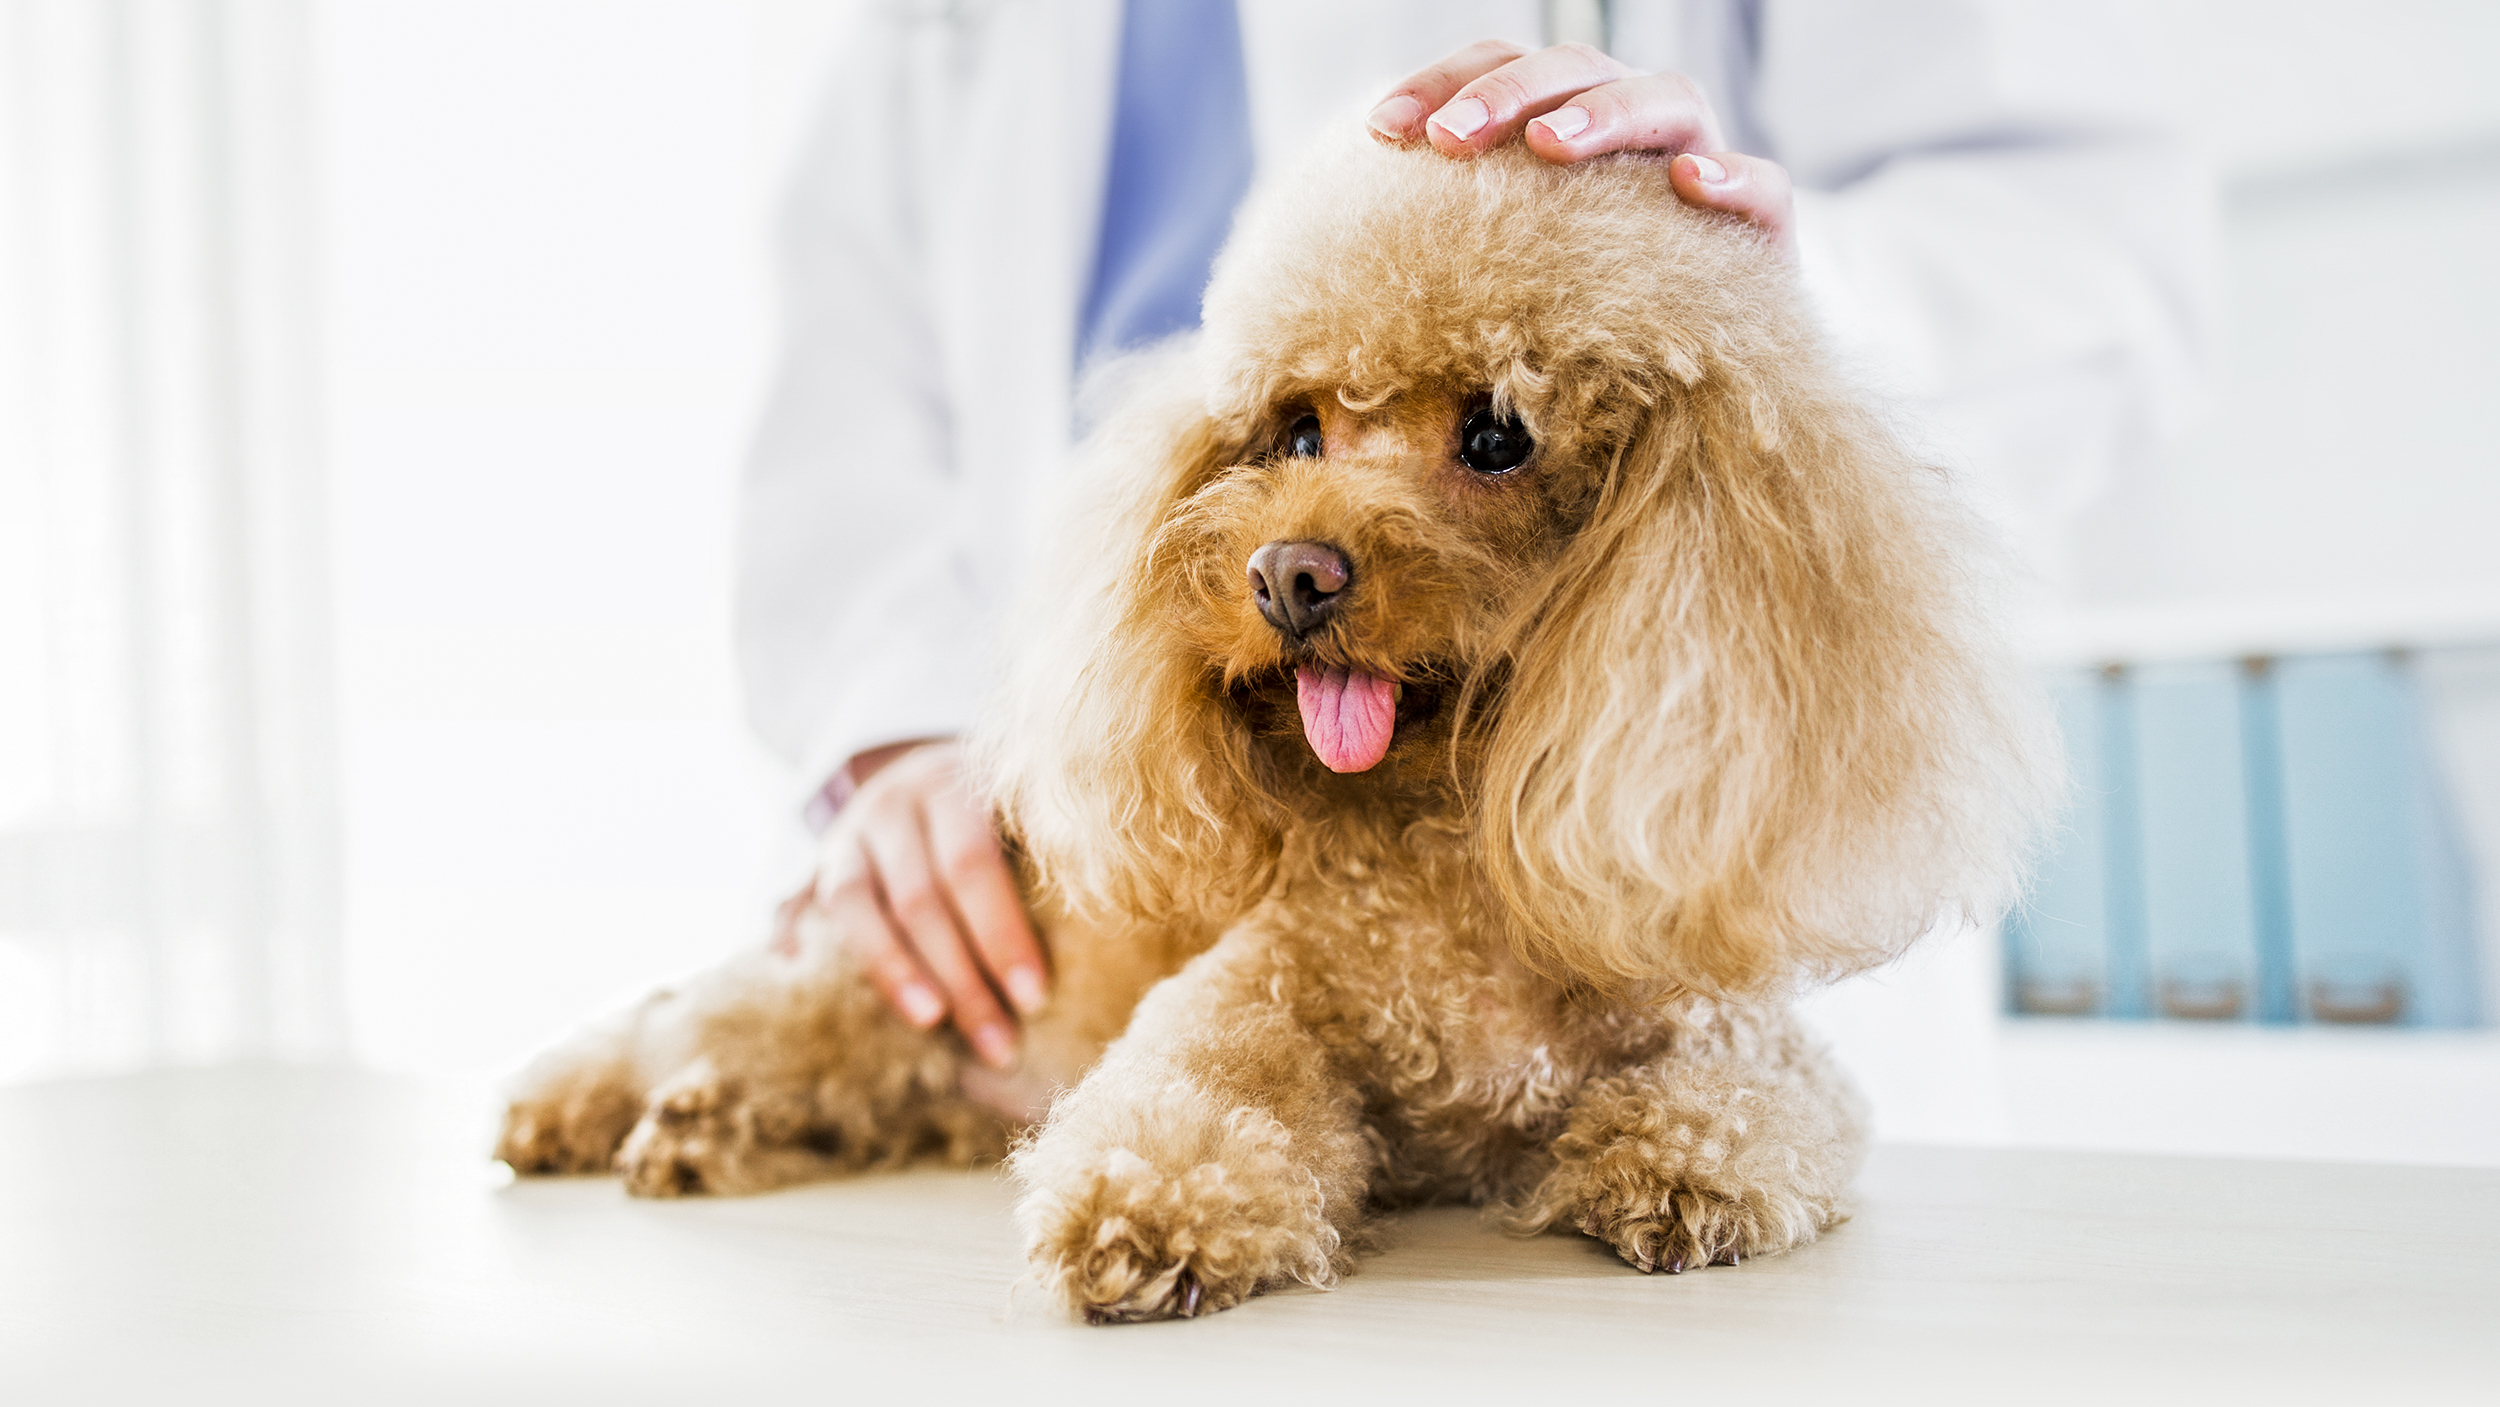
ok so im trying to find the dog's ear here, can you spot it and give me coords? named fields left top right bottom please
left=978, top=352, right=1283, bottom=925
left=1477, top=365, right=2054, bottom=1001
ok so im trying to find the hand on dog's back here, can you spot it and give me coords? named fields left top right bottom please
left=777, top=740, right=1045, bottom=1084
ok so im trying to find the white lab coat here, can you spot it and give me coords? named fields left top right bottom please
left=737, top=0, right=2211, bottom=802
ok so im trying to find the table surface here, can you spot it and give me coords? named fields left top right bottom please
left=3, top=1064, right=2495, bottom=1405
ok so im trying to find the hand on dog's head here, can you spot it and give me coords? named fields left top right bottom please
left=987, top=135, right=2053, bottom=1003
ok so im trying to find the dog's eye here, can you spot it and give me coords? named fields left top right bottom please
left=1458, top=408, right=1534, bottom=475
left=1286, top=414, right=1324, bottom=459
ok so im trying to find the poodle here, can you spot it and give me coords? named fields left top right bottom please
left=495, top=131, right=2052, bottom=1324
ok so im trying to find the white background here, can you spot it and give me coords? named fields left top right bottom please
left=321, top=0, right=850, bottom=1074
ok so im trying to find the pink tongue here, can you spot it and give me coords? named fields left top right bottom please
left=1295, top=665, right=1398, bottom=773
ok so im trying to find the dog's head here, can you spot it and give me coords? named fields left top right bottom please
left=989, top=136, right=2051, bottom=1000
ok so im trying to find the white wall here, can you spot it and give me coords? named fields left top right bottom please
left=318, top=0, right=857, bottom=1076
left=2068, top=0, right=2500, bottom=634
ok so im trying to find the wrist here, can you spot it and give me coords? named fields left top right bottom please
left=802, top=737, right=951, bottom=833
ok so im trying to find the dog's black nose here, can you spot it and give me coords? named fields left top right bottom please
left=1247, top=540, right=1350, bottom=638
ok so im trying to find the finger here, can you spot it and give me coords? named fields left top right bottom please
left=1366, top=38, right=1532, bottom=144
left=768, top=883, right=810, bottom=959
left=921, top=782, right=1049, bottom=1016
left=857, top=793, right=1019, bottom=1069
left=1668, top=150, right=1796, bottom=260
left=1422, top=43, right=1636, bottom=158
left=1520, top=71, right=1725, bottom=164
left=813, top=854, right=947, bottom=1030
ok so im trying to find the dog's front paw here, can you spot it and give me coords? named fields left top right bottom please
left=1513, top=1063, right=1858, bottom=1275
left=1016, top=1122, right=1348, bottom=1323
left=1578, top=1184, right=1815, bottom=1274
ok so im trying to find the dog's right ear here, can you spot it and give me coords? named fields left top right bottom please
left=1475, top=354, right=2057, bottom=1002
left=976, top=351, right=1283, bottom=925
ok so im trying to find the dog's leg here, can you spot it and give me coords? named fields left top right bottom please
left=497, top=943, right=1009, bottom=1195
left=1010, top=936, right=1372, bottom=1323
left=612, top=950, right=1012, bottom=1196
left=1506, top=1004, right=1868, bottom=1273
left=497, top=890, right=1184, bottom=1195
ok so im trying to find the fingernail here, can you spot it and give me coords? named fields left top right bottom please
left=897, top=984, right=945, bottom=1028
left=1535, top=105, right=1590, bottom=141
left=971, top=1022, right=1018, bottom=1070
left=1004, top=966, right=1049, bottom=1015
left=1431, top=96, right=1489, bottom=140
left=1685, top=153, right=1727, bottom=184
left=1367, top=94, right=1422, bottom=141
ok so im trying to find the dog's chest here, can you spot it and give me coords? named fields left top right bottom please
left=1433, top=946, right=1669, bottom=1132
left=1279, top=853, right=1665, bottom=1131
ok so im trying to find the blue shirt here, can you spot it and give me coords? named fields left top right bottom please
left=1075, top=0, right=1255, bottom=369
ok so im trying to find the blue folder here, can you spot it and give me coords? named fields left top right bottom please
left=2132, top=661, right=2262, bottom=1020
left=2271, top=653, right=2480, bottom=1028
left=2005, top=670, right=2116, bottom=1016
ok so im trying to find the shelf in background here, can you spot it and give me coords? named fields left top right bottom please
left=1996, top=1019, right=2500, bottom=1168
left=2019, top=596, right=2500, bottom=669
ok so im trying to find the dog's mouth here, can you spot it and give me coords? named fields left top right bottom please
left=1231, top=662, right=1447, bottom=774
left=1294, top=664, right=1397, bottom=773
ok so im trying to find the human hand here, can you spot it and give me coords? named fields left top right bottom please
left=775, top=739, right=1046, bottom=1069
left=1366, top=40, right=1796, bottom=262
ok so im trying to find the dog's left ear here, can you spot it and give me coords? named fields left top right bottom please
left=1478, top=364, right=2054, bottom=1000
left=977, top=351, right=1285, bottom=928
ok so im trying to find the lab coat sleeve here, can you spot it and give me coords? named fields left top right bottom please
left=1760, top=0, right=2217, bottom=564
left=735, top=5, right=988, bottom=803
